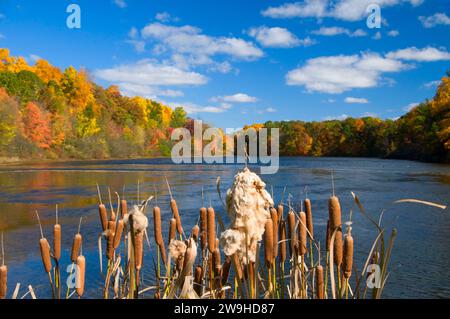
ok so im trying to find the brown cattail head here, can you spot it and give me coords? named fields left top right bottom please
left=207, top=207, right=216, bottom=254
left=76, top=255, right=85, bottom=297
left=39, top=238, right=52, bottom=273
left=153, top=206, right=164, bottom=246
left=334, top=229, right=343, bottom=266
left=298, top=211, right=307, bottom=256
left=99, top=204, right=108, bottom=232
left=232, top=254, right=243, bottom=281
left=316, top=265, right=324, bottom=299
left=343, top=227, right=354, bottom=279
left=213, top=248, right=222, bottom=275
left=71, top=233, right=82, bottom=263
left=200, top=232, right=207, bottom=252
left=304, top=198, right=314, bottom=240
left=108, top=220, right=116, bottom=232
left=277, top=204, right=284, bottom=222
left=287, top=211, right=297, bottom=257
left=200, top=207, right=207, bottom=233
left=53, top=224, right=61, bottom=262
left=168, top=218, right=176, bottom=245
left=221, top=256, right=232, bottom=286
left=192, top=225, right=200, bottom=242
left=194, top=265, right=203, bottom=296
left=264, top=219, right=274, bottom=267
left=170, top=199, right=183, bottom=235
left=113, top=219, right=124, bottom=248
left=106, top=232, right=115, bottom=260
left=134, top=232, right=144, bottom=271
left=120, top=199, right=128, bottom=219
left=328, top=196, right=342, bottom=230
left=0, top=265, right=7, bottom=299
left=270, top=208, right=279, bottom=259
left=280, top=220, right=287, bottom=263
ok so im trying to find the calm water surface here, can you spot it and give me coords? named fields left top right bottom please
left=0, top=157, right=449, bottom=299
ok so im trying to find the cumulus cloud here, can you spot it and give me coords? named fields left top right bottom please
left=419, top=13, right=450, bottom=28
left=262, top=0, right=423, bottom=21
left=248, top=26, right=311, bottom=48
left=94, top=60, right=208, bottom=99
left=286, top=52, right=408, bottom=93
left=324, top=114, right=349, bottom=121
left=403, top=102, right=419, bottom=112
left=311, top=26, right=367, bottom=37
left=386, top=46, right=450, bottom=61
left=141, top=22, right=263, bottom=61
left=155, top=12, right=177, bottom=23
left=114, top=0, right=127, bottom=9
left=388, top=30, right=400, bottom=37
left=170, top=102, right=231, bottom=114
left=345, top=97, right=369, bottom=104
left=212, top=93, right=258, bottom=103
left=423, top=80, right=440, bottom=88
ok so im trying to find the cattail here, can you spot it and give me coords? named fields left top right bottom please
left=108, top=220, right=116, bottom=232
left=298, top=211, right=307, bottom=256
left=106, top=232, right=114, bottom=260
left=76, top=255, right=85, bottom=297
left=134, top=232, right=144, bottom=271
left=277, top=204, right=284, bottom=222
left=334, top=230, right=343, bottom=266
left=270, top=208, right=279, bottom=259
left=168, top=218, right=176, bottom=245
left=71, top=233, right=82, bottom=263
left=192, top=225, right=200, bottom=242
left=153, top=207, right=164, bottom=246
left=329, top=196, right=343, bottom=266
left=200, top=207, right=207, bottom=233
left=279, top=220, right=287, bottom=263
left=232, top=254, right=243, bottom=280
left=194, top=265, right=203, bottom=296
left=316, top=265, right=324, bottom=299
left=287, top=211, right=296, bottom=257
left=200, top=232, right=207, bottom=252
left=304, top=199, right=314, bottom=240
left=213, top=248, right=221, bottom=275
left=99, top=204, right=108, bottom=232
left=40, top=238, right=52, bottom=273
left=0, top=265, right=7, bottom=299
left=207, top=207, right=216, bottom=254
left=113, top=219, right=124, bottom=248
left=120, top=199, right=128, bottom=219
left=264, top=219, right=274, bottom=267
left=170, top=199, right=183, bottom=235
left=53, top=224, right=61, bottom=262
left=221, top=256, right=232, bottom=286
left=343, top=227, right=354, bottom=279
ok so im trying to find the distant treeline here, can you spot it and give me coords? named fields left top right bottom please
left=246, top=74, right=450, bottom=163
left=0, top=48, right=449, bottom=163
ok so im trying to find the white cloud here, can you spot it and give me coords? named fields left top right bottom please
left=311, top=26, right=367, bottom=37
left=419, top=13, right=450, bottom=28
left=387, top=30, right=400, bottom=37
left=94, top=60, right=208, bottom=99
left=262, top=0, right=423, bottom=21
left=141, top=23, right=263, bottom=62
left=286, top=52, right=408, bottom=93
left=345, top=97, right=369, bottom=104
left=386, top=46, right=450, bottom=62
left=423, top=80, right=440, bottom=88
left=126, top=40, right=145, bottom=53
left=212, top=93, right=258, bottom=103
left=28, top=54, right=42, bottom=63
left=266, top=107, right=277, bottom=113
left=114, top=0, right=127, bottom=9
left=171, top=102, right=231, bottom=114
left=155, top=12, right=171, bottom=22
left=248, top=26, right=309, bottom=48
left=324, top=114, right=349, bottom=121
left=403, top=102, right=419, bottom=112
left=372, top=31, right=382, bottom=40
left=128, top=27, right=138, bottom=39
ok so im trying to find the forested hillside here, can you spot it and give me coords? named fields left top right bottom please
left=0, top=48, right=448, bottom=163
left=251, top=74, right=450, bottom=163
left=0, top=48, right=188, bottom=160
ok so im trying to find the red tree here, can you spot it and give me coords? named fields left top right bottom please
left=22, top=102, right=52, bottom=149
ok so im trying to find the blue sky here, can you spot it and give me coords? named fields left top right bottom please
left=0, top=0, right=449, bottom=128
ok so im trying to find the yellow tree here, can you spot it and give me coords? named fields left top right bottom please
left=61, top=66, right=95, bottom=113
left=33, top=59, right=63, bottom=84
